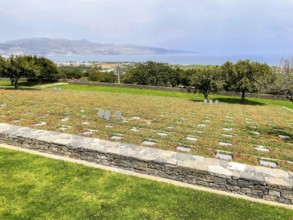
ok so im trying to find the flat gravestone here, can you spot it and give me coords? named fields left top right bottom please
left=166, top=126, right=174, bottom=129
left=0, top=104, right=6, bottom=108
left=110, top=135, right=123, bottom=141
left=176, top=146, right=191, bottom=152
left=219, top=141, right=232, bottom=146
left=132, top=116, right=141, bottom=120
left=156, top=132, right=168, bottom=137
left=82, top=131, right=93, bottom=136
left=278, top=135, right=290, bottom=139
left=104, top=110, right=111, bottom=121
left=60, top=117, right=69, bottom=122
left=193, top=130, right=203, bottom=133
left=216, top=152, right=232, bottom=160
left=186, top=136, right=198, bottom=142
left=259, top=159, right=277, bottom=168
left=105, top=125, right=113, bottom=128
left=130, top=127, right=140, bottom=132
left=223, top=127, right=233, bottom=131
left=82, top=121, right=90, bottom=125
left=255, top=145, right=269, bottom=153
left=115, top=111, right=122, bottom=121
left=198, top=124, right=206, bottom=127
left=250, top=131, right=260, bottom=135
left=221, top=134, right=233, bottom=138
left=141, top=140, right=156, bottom=146
left=34, top=122, right=47, bottom=126
left=98, top=109, right=105, bottom=119
left=80, top=109, right=85, bottom=113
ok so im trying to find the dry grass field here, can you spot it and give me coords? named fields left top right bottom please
left=0, top=89, right=292, bottom=171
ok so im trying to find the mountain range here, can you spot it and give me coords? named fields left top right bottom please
left=0, top=38, right=191, bottom=56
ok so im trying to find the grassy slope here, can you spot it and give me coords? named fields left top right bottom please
left=54, top=84, right=293, bottom=109
left=0, top=148, right=292, bottom=220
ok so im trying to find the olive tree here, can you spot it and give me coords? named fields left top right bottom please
left=274, top=57, right=293, bottom=101
left=190, top=67, right=222, bottom=100
left=221, top=60, right=272, bottom=103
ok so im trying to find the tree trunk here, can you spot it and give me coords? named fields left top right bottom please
left=10, top=78, right=14, bottom=86
left=241, top=90, right=245, bottom=103
left=14, top=78, right=19, bottom=89
left=204, top=92, right=208, bottom=100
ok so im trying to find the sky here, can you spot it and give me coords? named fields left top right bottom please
left=0, top=0, right=293, bottom=56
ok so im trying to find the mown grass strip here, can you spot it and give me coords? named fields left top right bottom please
left=0, top=147, right=292, bottom=219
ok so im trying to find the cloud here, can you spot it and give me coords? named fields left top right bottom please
left=0, top=0, right=292, bottom=55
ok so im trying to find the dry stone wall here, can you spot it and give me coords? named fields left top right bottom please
left=0, top=123, right=292, bottom=205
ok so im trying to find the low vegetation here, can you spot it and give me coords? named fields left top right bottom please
left=0, top=148, right=292, bottom=219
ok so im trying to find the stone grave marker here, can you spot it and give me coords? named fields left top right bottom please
left=250, top=131, right=260, bottom=135
left=176, top=146, right=191, bottom=153
left=223, top=127, right=233, bottom=131
left=34, top=121, right=47, bottom=126
left=186, top=135, right=198, bottom=142
left=98, top=109, right=105, bottom=119
left=156, top=132, right=168, bottom=137
left=105, top=125, right=113, bottom=128
left=60, top=117, right=69, bottom=122
left=219, top=141, right=232, bottom=146
left=115, top=111, right=122, bottom=121
left=278, top=135, right=290, bottom=139
left=198, top=124, right=206, bottom=127
left=221, top=134, right=233, bottom=138
left=132, top=116, right=141, bottom=120
left=104, top=110, right=111, bottom=121
left=215, top=100, right=219, bottom=104
left=130, top=127, right=140, bottom=132
left=110, top=134, right=124, bottom=141
left=216, top=152, right=232, bottom=160
left=209, top=100, right=213, bottom=104
left=259, top=159, right=277, bottom=168
left=141, top=140, right=156, bottom=146
left=82, top=121, right=90, bottom=125
left=255, top=145, right=269, bottom=153
left=204, top=99, right=208, bottom=104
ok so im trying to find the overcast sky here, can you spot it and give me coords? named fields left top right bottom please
left=0, top=0, right=292, bottom=55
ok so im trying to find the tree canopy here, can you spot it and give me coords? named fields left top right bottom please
left=123, top=61, right=179, bottom=87
left=221, top=60, right=272, bottom=103
left=190, top=67, right=222, bottom=100
left=0, top=55, right=59, bottom=89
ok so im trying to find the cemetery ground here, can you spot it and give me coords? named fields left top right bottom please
left=0, top=86, right=292, bottom=171
left=0, top=147, right=292, bottom=219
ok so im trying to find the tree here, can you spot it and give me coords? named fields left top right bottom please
left=274, top=57, right=293, bottom=101
left=0, top=56, right=7, bottom=77
left=123, top=61, right=179, bottom=86
left=6, top=55, right=37, bottom=89
left=190, top=67, right=222, bottom=100
left=221, top=60, right=272, bottom=103
left=32, top=57, right=59, bottom=82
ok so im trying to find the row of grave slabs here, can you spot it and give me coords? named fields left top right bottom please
left=88, top=106, right=290, bottom=169
left=1, top=101, right=292, bottom=169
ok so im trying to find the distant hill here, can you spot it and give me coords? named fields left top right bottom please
left=0, top=38, right=192, bottom=56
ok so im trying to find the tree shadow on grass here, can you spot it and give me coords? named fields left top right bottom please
left=191, top=97, right=265, bottom=106
left=0, top=82, right=54, bottom=91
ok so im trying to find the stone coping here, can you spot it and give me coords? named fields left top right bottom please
left=0, top=123, right=292, bottom=188
left=0, top=123, right=292, bottom=205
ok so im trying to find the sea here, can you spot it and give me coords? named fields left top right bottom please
left=47, top=54, right=287, bottom=66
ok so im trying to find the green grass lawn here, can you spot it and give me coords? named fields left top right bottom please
left=0, top=147, right=292, bottom=220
